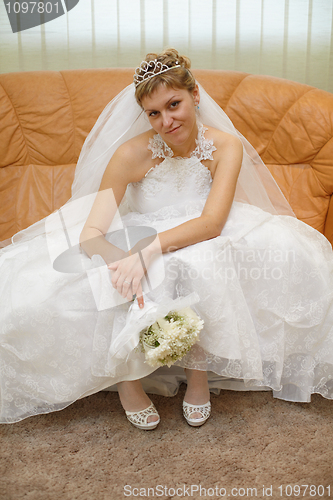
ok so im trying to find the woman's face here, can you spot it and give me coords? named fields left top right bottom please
left=141, top=84, right=200, bottom=155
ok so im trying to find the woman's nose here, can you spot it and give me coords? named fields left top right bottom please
left=161, top=112, right=172, bottom=128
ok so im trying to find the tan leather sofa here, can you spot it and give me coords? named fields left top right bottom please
left=1, top=68, right=332, bottom=245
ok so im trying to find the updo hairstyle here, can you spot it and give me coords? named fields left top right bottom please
left=134, top=48, right=196, bottom=106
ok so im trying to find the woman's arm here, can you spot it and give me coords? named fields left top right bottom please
left=149, top=133, right=243, bottom=253
left=80, top=143, right=140, bottom=261
left=80, top=137, right=151, bottom=308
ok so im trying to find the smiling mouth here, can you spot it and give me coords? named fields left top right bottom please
left=167, top=126, right=180, bottom=134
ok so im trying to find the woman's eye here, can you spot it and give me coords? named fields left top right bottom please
left=149, top=111, right=158, bottom=117
left=170, top=101, right=180, bottom=108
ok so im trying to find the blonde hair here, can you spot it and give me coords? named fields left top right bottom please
left=134, top=48, right=196, bottom=106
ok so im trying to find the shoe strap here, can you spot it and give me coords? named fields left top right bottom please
left=183, top=401, right=211, bottom=420
left=125, top=402, right=159, bottom=426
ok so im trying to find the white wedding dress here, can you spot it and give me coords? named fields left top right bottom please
left=0, top=123, right=333, bottom=423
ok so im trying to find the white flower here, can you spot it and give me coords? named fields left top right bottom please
left=139, top=307, right=204, bottom=367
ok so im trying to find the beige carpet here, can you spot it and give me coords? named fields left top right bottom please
left=1, top=386, right=332, bottom=500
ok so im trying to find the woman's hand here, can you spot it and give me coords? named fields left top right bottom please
left=107, top=251, right=147, bottom=308
left=107, top=236, right=160, bottom=309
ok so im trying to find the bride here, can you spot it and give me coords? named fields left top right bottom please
left=1, top=49, right=332, bottom=428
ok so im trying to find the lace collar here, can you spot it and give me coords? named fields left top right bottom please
left=148, top=123, right=216, bottom=161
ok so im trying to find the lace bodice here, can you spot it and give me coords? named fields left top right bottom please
left=147, top=123, right=216, bottom=161
left=126, top=124, right=215, bottom=214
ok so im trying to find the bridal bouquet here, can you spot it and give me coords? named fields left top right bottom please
left=107, top=292, right=203, bottom=372
left=139, top=306, right=204, bottom=368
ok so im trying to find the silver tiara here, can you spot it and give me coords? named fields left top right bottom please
left=134, top=59, right=181, bottom=87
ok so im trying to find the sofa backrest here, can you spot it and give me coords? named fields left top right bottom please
left=0, top=68, right=332, bottom=244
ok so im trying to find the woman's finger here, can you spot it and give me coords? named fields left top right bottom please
left=110, top=267, right=121, bottom=287
left=107, top=260, right=119, bottom=270
left=122, top=279, right=133, bottom=300
left=135, top=282, right=144, bottom=308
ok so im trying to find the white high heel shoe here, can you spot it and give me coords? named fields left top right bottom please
left=183, top=401, right=211, bottom=427
left=125, top=402, right=160, bottom=430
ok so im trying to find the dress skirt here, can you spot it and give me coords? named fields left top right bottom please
left=0, top=199, right=333, bottom=423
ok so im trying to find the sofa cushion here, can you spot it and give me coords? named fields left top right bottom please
left=0, top=164, right=76, bottom=236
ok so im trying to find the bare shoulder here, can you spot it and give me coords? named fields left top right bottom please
left=113, top=129, right=154, bottom=164
left=103, top=129, right=155, bottom=184
left=203, top=125, right=243, bottom=152
left=202, top=125, right=243, bottom=177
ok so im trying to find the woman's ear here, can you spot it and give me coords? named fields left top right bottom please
left=192, top=84, right=200, bottom=106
